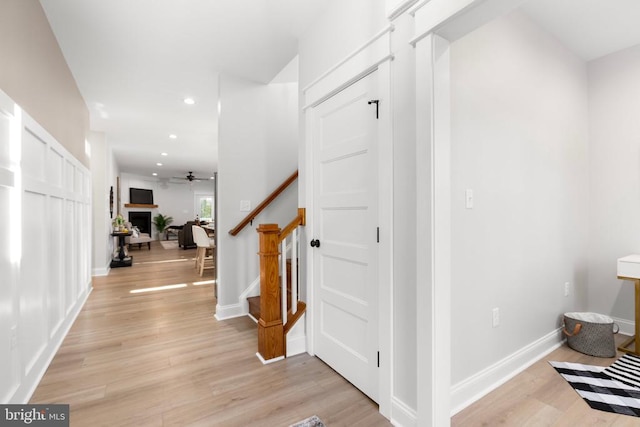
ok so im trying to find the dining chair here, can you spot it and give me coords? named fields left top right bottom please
left=192, top=225, right=215, bottom=276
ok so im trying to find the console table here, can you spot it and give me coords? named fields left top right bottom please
left=111, top=231, right=133, bottom=268
left=617, top=255, right=640, bottom=355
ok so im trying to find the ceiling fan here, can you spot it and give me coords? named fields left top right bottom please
left=173, top=171, right=207, bottom=182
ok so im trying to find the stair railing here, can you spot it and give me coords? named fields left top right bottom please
left=229, top=170, right=298, bottom=236
left=256, top=208, right=306, bottom=362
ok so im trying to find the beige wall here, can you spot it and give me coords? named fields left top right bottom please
left=0, top=0, right=89, bottom=168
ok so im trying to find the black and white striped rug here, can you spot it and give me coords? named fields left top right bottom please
left=603, top=353, right=640, bottom=388
left=551, top=355, right=640, bottom=417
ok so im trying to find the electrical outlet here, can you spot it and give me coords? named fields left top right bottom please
left=564, top=282, right=570, bottom=297
left=10, top=326, right=17, bottom=349
left=492, top=308, right=500, bottom=328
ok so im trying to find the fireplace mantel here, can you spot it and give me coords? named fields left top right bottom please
left=124, top=203, right=158, bottom=208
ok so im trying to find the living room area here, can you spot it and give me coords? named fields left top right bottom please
left=108, top=171, right=216, bottom=272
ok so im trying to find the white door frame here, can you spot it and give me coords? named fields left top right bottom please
left=414, top=33, right=452, bottom=427
left=302, top=26, right=394, bottom=418
left=410, top=0, right=523, bottom=425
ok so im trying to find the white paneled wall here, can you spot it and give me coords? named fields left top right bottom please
left=0, top=89, right=92, bottom=403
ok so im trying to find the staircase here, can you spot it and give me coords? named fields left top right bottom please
left=227, top=171, right=306, bottom=363
left=248, top=259, right=296, bottom=321
left=248, top=295, right=261, bottom=321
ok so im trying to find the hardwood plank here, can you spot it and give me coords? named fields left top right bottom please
left=30, top=240, right=389, bottom=426
left=452, top=334, right=639, bottom=426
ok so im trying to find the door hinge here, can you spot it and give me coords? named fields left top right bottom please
left=377, top=227, right=379, bottom=243
left=368, top=99, right=379, bottom=119
left=377, top=351, right=380, bottom=368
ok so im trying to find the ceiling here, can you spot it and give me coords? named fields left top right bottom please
left=39, top=0, right=330, bottom=180
left=39, top=0, right=640, bottom=181
left=521, top=0, right=640, bottom=61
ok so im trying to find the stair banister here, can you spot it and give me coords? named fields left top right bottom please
left=229, top=170, right=298, bottom=236
left=291, top=228, right=297, bottom=315
left=281, top=237, right=287, bottom=328
left=256, top=208, right=305, bottom=362
left=256, top=223, right=284, bottom=360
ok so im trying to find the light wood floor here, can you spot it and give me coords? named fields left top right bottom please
left=30, top=241, right=390, bottom=427
left=452, top=334, right=640, bottom=426
left=32, top=242, right=640, bottom=426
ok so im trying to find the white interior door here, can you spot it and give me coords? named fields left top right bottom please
left=311, top=72, right=379, bottom=402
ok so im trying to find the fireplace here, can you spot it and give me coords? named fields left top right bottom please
left=129, top=212, right=152, bottom=235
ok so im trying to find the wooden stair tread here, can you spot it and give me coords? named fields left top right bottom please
left=247, top=295, right=261, bottom=321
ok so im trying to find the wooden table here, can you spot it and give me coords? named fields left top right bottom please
left=616, top=275, right=640, bottom=355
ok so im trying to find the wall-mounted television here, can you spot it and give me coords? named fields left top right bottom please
left=129, top=187, right=154, bottom=204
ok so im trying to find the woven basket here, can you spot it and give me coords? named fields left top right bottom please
left=563, top=312, right=618, bottom=358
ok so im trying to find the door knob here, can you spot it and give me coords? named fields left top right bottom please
left=310, top=239, right=320, bottom=248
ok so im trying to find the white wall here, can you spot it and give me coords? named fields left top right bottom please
left=298, top=0, right=386, bottom=90
left=118, top=172, right=215, bottom=238
left=90, top=131, right=116, bottom=275
left=587, top=44, right=640, bottom=322
left=216, top=73, right=298, bottom=315
left=449, top=10, right=589, bottom=384
left=0, top=90, right=92, bottom=403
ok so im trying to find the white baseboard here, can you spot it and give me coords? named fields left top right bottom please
left=390, top=397, right=417, bottom=427
left=12, top=285, right=92, bottom=403
left=611, top=316, right=634, bottom=336
left=215, top=277, right=260, bottom=321
left=256, top=352, right=285, bottom=365
left=92, top=266, right=110, bottom=277
left=450, top=327, right=564, bottom=416
left=214, top=302, right=247, bottom=321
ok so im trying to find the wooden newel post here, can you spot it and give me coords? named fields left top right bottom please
left=257, top=224, right=284, bottom=360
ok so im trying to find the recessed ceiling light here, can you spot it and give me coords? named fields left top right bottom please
left=169, top=134, right=177, bottom=139
left=152, top=173, right=158, bottom=176
left=184, top=97, right=195, bottom=105
left=156, top=162, right=163, bottom=166
left=161, top=152, right=168, bottom=156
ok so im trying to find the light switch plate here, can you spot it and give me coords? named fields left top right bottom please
left=465, top=189, right=473, bottom=209
left=240, top=200, right=251, bottom=212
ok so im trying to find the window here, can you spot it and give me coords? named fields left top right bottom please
left=195, top=194, right=213, bottom=222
